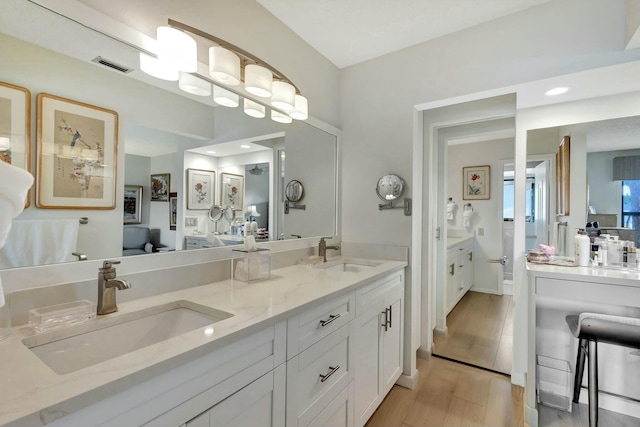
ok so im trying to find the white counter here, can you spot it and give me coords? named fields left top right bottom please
left=0, top=256, right=406, bottom=427
left=447, top=235, right=474, bottom=248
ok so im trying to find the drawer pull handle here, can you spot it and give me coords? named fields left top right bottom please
left=381, top=306, right=392, bottom=330
left=388, top=305, right=392, bottom=329
left=319, top=314, right=341, bottom=327
left=319, top=365, right=340, bottom=382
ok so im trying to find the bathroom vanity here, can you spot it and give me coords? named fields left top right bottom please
left=445, top=236, right=474, bottom=314
left=0, top=257, right=406, bottom=427
left=526, top=263, right=640, bottom=426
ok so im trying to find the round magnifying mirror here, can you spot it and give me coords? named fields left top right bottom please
left=223, top=205, right=236, bottom=223
left=208, top=205, right=223, bottom=222
left=376, top=174, right=405, bottom=202
left=285, top=180, right=304, bottom=202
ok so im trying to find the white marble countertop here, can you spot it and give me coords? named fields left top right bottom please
left=447, top=235, right=474, bottom=248
left=0, top=256, right=406, bottom=427
left=527, top=261, right=640, bottom=286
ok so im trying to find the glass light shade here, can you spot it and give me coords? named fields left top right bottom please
left=244, top=99, right=265, bottom=118
left=271, top=81, right=295, bottom=111
left=213, top=85, right=239, bottom=108
left=0, top=137, right=10, bottom=151
left=139, top=53, right=179, bottom=81
left=157, top=26, right=197, bottom=72
left=178, top=72, right=211, bottom=96
left=245, top=64, right=272, bottom=98
left=289, top=95, right=308, bottom=120
left=209, top=46, right=241, bottom=86
left=271, top=110, right=292, bottom=124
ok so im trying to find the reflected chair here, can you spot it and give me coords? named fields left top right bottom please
left=566, top=313, right=640, bottom=427
left=123, top=226, right=153, bottom=256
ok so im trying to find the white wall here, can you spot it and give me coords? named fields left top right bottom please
left=124, top=154, right=151, bottom=225
left=448, top=139, right=514, bottom=293
left=588, top=149, right=640, bottom=220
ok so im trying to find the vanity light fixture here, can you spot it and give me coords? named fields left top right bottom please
left=141, top=19, right=310, bottom=123
left=178, top=72, right=212, bottom=96
left=545, top=87, right=569, bottom=96
left=213, top=85, right=239, bottom=107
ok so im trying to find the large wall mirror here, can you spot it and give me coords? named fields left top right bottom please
left=0, top=1, right=338, bottom=270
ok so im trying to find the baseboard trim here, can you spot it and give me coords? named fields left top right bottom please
left=469, top=286, right=501, bottom=295
left=396, top=369, right=419, bottom=390
left=525, top=404, right=538, bottom=427
left=417, top=346, right=431, bottom=360
left=511, top=371, right=525, bottom=387
left=503, top=280, right=514, bottom=295
left=433, top=327, right=448, bottom=338
left=579, top=387, right=640, bottom=419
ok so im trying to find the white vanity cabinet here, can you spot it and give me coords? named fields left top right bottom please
left=353, top=271, right=405, bottom=427
left=446, top=239, right=473, bottom=314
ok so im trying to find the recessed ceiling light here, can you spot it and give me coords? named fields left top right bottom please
left=545, top=87, right=569, bottom=96
left=240, top=144, right=251, bottom=149
left=206, top=150, right=216, bottom=154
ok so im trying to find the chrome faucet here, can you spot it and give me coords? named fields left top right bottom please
left=97, top=260, right=131, bottom=315
left=318, top=237, right=340, bottom=262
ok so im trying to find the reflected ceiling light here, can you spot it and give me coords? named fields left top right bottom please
left=271, top=110, right=292, bottom=124
left=240, top=144, right=251, bottom=149
left=271, top=81, right=295, bottom=111
left=178, top=72, right=211, bottom=96
left=206, top=150, right=216, bottom=154
left=157, top=26, right=197, bottom=72
left=213, top=85, right=239, bottom=107
left=244, top=99, right=266, bottom=118
left=0, top=137, right=10, bottom=151
left=139, top=52, right=179, bottom=81
left=209, top=46, right=241, bottom=86
left=545, top=87, right=569, bottom=96
left=289, top=95, right=308, bottom=120
left=245, top=64, right=273, bottom=98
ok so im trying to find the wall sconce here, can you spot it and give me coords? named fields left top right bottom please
left=140, top=19, right=309, bottom=123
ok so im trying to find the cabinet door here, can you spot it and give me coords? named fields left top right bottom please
left=446, top=259, right=456, bottom=313
left=354, top=298, right=385, bottom=427
left=307, top=382, right=354, bottom=427
left=464, top=250, right=473, bottom=290
left=382, top=288, right=404, bottom=395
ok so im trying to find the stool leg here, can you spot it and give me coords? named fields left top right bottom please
left=574, top=338, right=587, bottom=403
left=588, top=340, right=599, bottom=427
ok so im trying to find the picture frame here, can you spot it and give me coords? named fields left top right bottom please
left=462, top=165, right=491, bottom=200
left=123, top=185, right=142, bottom=224
left=0, top=82, right=31, bottom=207
left=220, top=172, right=244, bottom=211
left=169, top=192, right=177, bottom=230
left=150, top=173, right=170, bottom=202
left=187, top=168, right=215, bottom=210
left=36, top=93, right=118, bottom=209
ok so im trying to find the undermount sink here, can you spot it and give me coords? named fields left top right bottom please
left=320, top=259, right=382, bottom=273
left=22, top=300, right=233, bottom=375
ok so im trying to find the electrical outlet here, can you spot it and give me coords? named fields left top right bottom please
left=478, top=227, right=484, bottom=236
left=185, top=217, right=198, bottom=227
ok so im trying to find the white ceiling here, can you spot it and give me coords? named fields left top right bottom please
left=256, top=0, right=552, bottom=68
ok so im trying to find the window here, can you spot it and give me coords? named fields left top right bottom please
left=503, top=177, right=535, bottom=221
left=622, top=180, right=640, bottom=229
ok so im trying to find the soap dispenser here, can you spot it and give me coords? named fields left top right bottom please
left=575, top=229, right=590, bottom=267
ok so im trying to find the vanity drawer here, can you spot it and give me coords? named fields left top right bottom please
left=287, top=323, right=353, bottom=425
left=287, top=292, right=355, bottom=358
left=355, top=271, right=403, bottom=317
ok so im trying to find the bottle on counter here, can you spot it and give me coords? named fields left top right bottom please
left=575, top=229, right=591, bottom=267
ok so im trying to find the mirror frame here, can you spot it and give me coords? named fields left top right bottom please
left=375, top=174, right=405, bottom=202
left=285, top=180, right=304, bottom=202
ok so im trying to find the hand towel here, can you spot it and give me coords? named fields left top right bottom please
left=0, top=161, right=34, bottom=309
left=463, top=206, right=474, bottom=228
left=446, top=201, right=457, bottom=221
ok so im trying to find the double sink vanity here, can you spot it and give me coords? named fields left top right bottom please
left=0, top=252, right=407, bottom=427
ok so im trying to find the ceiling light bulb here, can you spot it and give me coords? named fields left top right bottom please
left=271, top=110, right=292, bottom=124
left=157, top=26, right=197, bottom=72
left=209, top=46, right=241, bottom=86
left=139, top=52, right=179, bottom=81
left=545, top=87, right=569, bottom=96
left=0, top=137, right=10, bottom=151
left=271, top=81, right=295, bottom=111
left=289, top=94, right=308, bottom=120
left=244, top=99, right=266, bottom=118
left=213, top=85, right=239, bottom=108
left=245, top=64, right=272, bottom=98
left=178, top=72, right=211, bottom=96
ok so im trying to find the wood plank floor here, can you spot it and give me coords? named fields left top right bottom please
left=365, top=356, right=524, bottom=427
left=433, top=291, right=513, bottom=374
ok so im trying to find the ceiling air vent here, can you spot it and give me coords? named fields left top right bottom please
left=91, top=56, right=133, bottom=74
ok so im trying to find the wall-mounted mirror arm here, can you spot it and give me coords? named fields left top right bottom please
left=284, top=200, right=306, bottom=214
left=378, top=198, right=412, bottom=216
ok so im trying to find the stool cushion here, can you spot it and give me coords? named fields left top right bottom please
left=566, top=313, right=640, bottom=349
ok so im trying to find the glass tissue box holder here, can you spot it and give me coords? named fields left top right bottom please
left=29, top=300, right=96, bottom=333
left=232, top=248, right=271, bottom=282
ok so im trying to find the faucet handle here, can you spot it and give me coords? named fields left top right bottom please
left=319, top=236, right=333, bottom=242
left=102, top=260, right=121, bottom=270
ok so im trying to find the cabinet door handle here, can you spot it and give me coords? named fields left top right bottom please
left=381, top=310, right=388, bottom=331
left=388, top=305, right=392, bottom=329
left=468, top=252, right=473, bottom=262
left=319, top=365, right=340, bottom=382
left=319, top=314, right=340, bottom=327
left=449, top=263, right=455, bottom=276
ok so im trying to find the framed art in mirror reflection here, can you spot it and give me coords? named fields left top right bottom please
left=151, top=173, right=170, bottom=202
left=187, top=168, right=215, bottom=210
left=123, top=185, right=142, bottom=224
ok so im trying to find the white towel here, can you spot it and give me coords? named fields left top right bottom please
left=0, top=219, right=79, bottom=268
left=446, top=201, right=457, bottom=221
left=0, top=161, right=34, bottom=308
left=463, top=206, right=474, bottom=228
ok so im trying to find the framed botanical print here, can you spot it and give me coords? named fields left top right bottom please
left=151, top=173, right=170, bottom=202
left=123, top=185, right=142, bottom=224
left=187, top=168, right=215, bottom=210
left=220, top=172, right=244, bottom=211
left=0, top=82, right=31, bottom=207
left=36, top=93, right=118, bottom=209
left=462, top=165, right=490, bottom=200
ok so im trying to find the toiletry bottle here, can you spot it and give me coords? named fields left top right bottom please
left=575, top=229, right=590, bottom=267
left=244, top=220, right=251, bottom=237
left=627, top=243, right=637, bottom=270
left=600, top=239, right=609, bottom=267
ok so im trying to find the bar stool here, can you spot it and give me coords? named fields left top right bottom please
left=565, top=313, right=640, bottom=427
